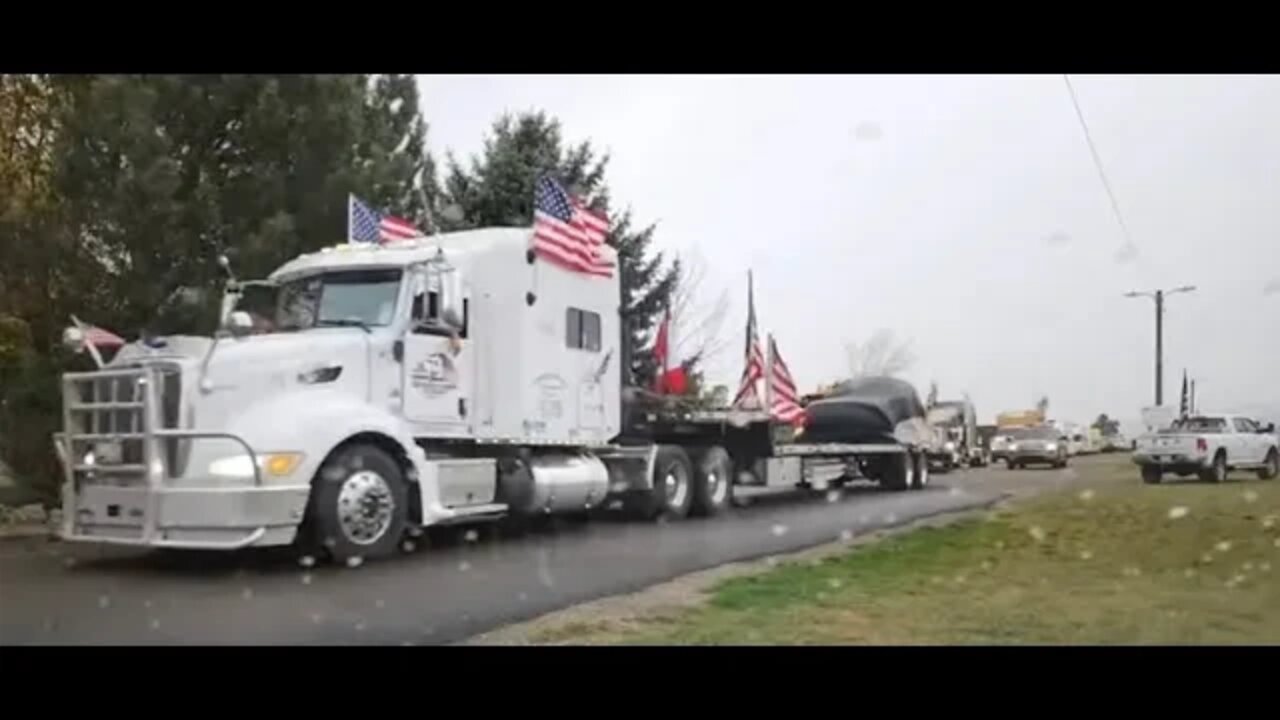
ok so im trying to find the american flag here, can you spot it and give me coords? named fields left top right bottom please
left=768, top=334, right=805, bottom=426
left=732, top=271, right=765, bottom=409
left=68, top=315, right=124, bottom=367
left=349, top=194, right=422, bottom=245
left=532, top=176, right=613, bottom=278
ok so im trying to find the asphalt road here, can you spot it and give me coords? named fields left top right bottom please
left=0, top=460, right=1094, bottom=645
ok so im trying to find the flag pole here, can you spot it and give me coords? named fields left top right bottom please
left=346, top=193, right=354, bottom=244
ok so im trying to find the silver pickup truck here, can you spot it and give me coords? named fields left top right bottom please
left=1133, top=414, right=1278, bottom=484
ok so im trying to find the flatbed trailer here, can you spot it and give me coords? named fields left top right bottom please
left=617, top=401, right=931, bottom=509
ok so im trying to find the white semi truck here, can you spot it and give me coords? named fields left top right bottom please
left=52, top=228, right=933, bottom=564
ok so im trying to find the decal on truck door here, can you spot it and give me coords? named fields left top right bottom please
left=410, top=353, right=459, bottom=397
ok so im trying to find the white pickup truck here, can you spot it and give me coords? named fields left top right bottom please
left=1133, top=414, right=1279, bottom=484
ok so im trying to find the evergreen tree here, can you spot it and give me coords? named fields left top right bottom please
left=0, top=74, right=436, bottom=500
left=439, top=111, right=679, bottom=387
left=357, top=74, right=437, bottom=231
left=47, top=74, right=436, bottom=334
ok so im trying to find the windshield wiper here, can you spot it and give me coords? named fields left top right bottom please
left=317, top=318, right=372, bottom=334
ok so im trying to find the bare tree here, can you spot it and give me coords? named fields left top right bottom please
left=668, top=248, right=730, bottom=368
left=844, top=328, right=916, bottom=379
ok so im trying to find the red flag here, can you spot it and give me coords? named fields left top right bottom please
left=652, top=309, right=671, bottom=392
left=660, top=365, right=688, bottom=395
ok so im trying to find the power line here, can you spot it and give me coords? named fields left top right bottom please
left=1063, top=75, right=1135, bottom=251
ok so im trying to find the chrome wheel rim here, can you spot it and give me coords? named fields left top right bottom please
left=918, top=457, right=929, bottom=487
left=664, top=465, right=688, bottom=510
left=338, top=470, right=395, bottom=545
left=708, top=465, right=728, bottom=505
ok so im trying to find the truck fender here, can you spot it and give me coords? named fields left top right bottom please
left=224, top=388, right=427, bottom=499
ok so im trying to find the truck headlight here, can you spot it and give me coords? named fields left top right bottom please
left=1046, top=443, right=1058, bottom=452
left=944, top=441, right=956, bottom=451
left=208, top=452, right=304, bottom=479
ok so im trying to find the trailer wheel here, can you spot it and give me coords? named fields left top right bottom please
left=303, top=443, right=409, bottom=565
left=882, top=453, right=913, bottom=491
left=690, top=446, right=734, bottom=517
left=628, top=445, right=694, bottom=521
left=911, top=451, right=930, bottom=490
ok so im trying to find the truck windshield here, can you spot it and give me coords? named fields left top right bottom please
left=236, top=269, right=402, bottom=332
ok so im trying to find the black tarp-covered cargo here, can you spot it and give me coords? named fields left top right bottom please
left=802, top=376, right=927, bottom=444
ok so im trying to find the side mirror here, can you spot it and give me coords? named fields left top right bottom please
left=438, top=267, right=464, bottom=329
left=1263, top=423, right=1276, bottom=434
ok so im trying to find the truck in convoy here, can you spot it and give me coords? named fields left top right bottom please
left=924, top=398, right=986, bottom=471
left=52, top=228, right=934, bottom=564
left=1132, top=413, right=1278, bottom=484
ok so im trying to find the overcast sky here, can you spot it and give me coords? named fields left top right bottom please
left=417, top=74, right=1280, bottom=426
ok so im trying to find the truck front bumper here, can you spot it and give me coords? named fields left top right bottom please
left=60, top=483, right=310, bottom=550
left=1008, top=451, right=1062, bottom=465
left=54, top=429, right=309, bottom=551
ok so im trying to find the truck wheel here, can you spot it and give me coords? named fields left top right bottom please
left=1141, top=466, right=1162, bottom=485
left=1258, top=449, right=1279, bottom=480
left=1200, top=451, right=1228, bottom=484
left=690, top=446, right=734, bottom=517
left=1007, top=459, right=1020, bottom=470
left=911, top=451, right=930, bottom=490
left=305, top=443, right=409, bottom=565
left=882, top=453, right=913, bottom=491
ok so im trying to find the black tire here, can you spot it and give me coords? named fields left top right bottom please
left=629, top=445, right=694, bottom=520
left=1007, top=459, right=1020, bottom=470
left=911, top=451, right=930, bottom=490
left=882, top=453, right=913, bottom=491
left=1200, top=451, right=1228, bottom=484
left=303, top=443, right=409, bottom=564
left=690, top=446, right=734, bottom=517
left=1258, top=449, right=1279, bottom=481
left=1141, top=465, right=1163, bottom=485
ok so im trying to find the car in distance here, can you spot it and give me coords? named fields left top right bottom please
left=1004, top=425, right=1069, bottom=469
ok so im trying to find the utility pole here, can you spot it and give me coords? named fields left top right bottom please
left=1124, top=285, right=1196, bottom=406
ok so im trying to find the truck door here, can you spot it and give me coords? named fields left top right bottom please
left=402, top=268, right=470, bottom=433
left=1233, top=418, right=1263, bottom=463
